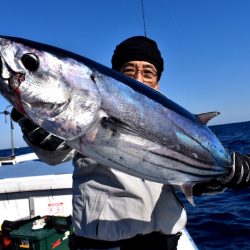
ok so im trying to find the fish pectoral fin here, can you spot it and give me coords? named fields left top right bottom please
left=196, top=111, right=220, bottom=125
left=101, top=117, right=142, bottom=136
left=180, top=184, right=195, bottom=206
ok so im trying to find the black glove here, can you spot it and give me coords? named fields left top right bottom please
left=225, top=152, right=250, bottom=189
left=193, top=152, right=250, bottom=196
left=11, top=108, right=69, bottom=151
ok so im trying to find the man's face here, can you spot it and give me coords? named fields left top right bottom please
left=121, top=61, right=159, bottom=90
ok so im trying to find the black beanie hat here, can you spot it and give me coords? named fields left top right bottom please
left=111, top=36, right=164, bottom=80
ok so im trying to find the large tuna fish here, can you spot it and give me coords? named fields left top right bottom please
left=0, top=36, right=232, bottom=199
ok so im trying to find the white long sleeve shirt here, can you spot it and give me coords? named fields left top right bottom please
left=28, top=141, right=187, bottom=241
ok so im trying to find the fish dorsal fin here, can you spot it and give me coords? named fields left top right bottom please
left=196, top=111, right=220, bottom=125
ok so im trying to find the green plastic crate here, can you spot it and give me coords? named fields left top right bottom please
left=9, top=216, right=72, bottom=250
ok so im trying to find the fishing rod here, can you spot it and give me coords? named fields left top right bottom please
left=140, top=0, right=147, bottom=37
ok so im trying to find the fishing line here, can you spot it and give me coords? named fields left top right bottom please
left=140, top=0, right=147, bottom=37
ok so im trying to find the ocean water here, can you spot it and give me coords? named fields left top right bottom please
left=1, top=121, right=250, bottom=249
left=0, top=146, right=33, bottom=157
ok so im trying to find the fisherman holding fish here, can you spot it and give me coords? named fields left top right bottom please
left=6, top=36, right=250, bottom=250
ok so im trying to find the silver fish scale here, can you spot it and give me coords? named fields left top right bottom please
left=0, top=36, right=232, bottom=191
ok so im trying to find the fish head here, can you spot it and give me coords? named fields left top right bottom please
left=0, top=36, right=101, bottom=140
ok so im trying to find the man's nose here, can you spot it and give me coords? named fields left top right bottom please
left=134, top=70, right=144, bottom=82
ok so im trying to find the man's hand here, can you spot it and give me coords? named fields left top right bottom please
left=193, top=152, right=250, bottom=196
left=11, top=108, right=68, bottom=151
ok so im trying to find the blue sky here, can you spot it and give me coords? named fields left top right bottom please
left=0, top=0, right=250, bottom=149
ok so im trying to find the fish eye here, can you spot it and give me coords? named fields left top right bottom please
left=21, top=53, right=40, bottom=71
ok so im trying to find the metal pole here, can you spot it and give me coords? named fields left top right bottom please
left=0, top=105, right=15, bottom=157
left=10, top=118, right=15, bottom=156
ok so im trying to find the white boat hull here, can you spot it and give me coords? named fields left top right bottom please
left=0, top=157, right=198, bottom=249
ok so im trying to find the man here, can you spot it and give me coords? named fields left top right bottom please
left=11, top=36, right=250, bottom=250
